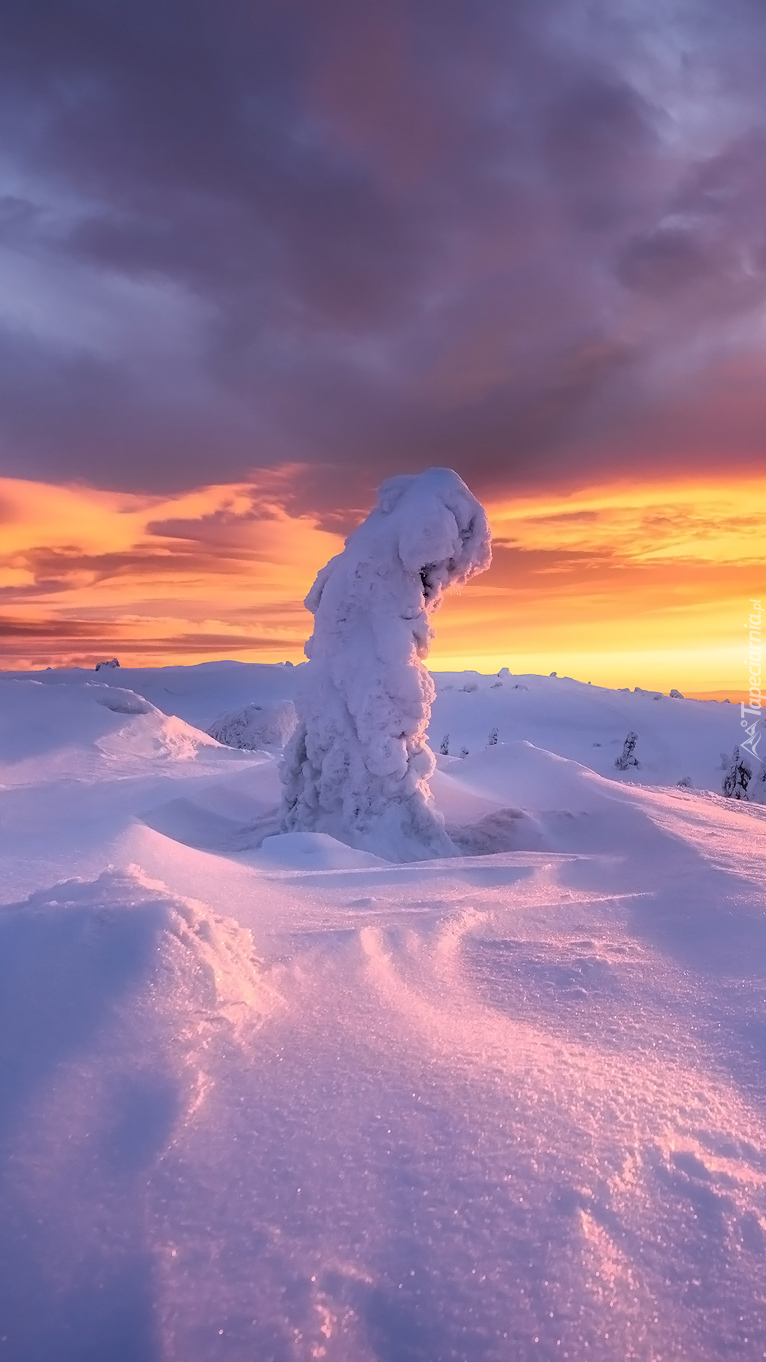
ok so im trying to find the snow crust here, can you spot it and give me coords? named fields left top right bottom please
left=1, top=661, right=766, bottom=1360
left=281, top=468, right=491, bottom=860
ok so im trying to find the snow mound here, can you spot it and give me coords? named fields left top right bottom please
left=452, top=740, right=615, bottom=814
left=0, top=868, right=281, bottom=1355
left=88, top=694, right=228, bottom=764
left=281, top=468, right=491, bottom=861
left=432, top=737, right=681, bottom=857
left=207, top=699, right=297, bottom=750
left=0, top=867, right=275, bottom=1032
left=140, top=764, right=282, bottom=853
left=256, top=831, right=389, bottom=870
left=0, top=679, right=242, bottom=775
left=92, top=685, right=152, bottom=715
left=95, top=708, right=225, bottom=763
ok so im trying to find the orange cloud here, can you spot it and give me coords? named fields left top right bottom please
left=0, top=472, right=344, bottom=667
left=432, top=476, right=765, bottom=695
left=0, top=470, right=762, bottom=697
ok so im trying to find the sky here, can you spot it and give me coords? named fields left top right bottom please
left=0, top=0, right=764, bottom=692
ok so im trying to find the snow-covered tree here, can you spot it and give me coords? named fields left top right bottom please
left=722, top=747, right=753, bottom=800
left=487, top=727, right=499, bottom=746
left=615, top=731, right=640, bottom=771
left=208, top=700, right=297, bottom=750
left=281, top=468, right=492, bottom=859
left=439, top=733, right=450, bottom=756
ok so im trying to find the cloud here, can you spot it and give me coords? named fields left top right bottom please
left=0, top=473, right=345, bottom=667
left=0, top=468, right=762, bottom=694
left=0, top=1, right=765, bottom=505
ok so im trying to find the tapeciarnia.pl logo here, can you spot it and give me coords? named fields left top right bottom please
left=740, top=597, right=763, bottom=762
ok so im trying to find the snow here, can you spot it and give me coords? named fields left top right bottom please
left=1, top=661, right=766, bottom=1359
left=208, top=699, right=298, bottom=751
left=256, top=831, right=389, bottom=870
left=281, top=468, right=492, bottom=861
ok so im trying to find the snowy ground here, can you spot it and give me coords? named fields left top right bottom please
left=1, top=662, right=765, bottom=1361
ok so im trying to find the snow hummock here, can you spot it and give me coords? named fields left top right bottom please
left=257, top=830, right=388, bottom=870
left=281, top=468, right=491, bottom=860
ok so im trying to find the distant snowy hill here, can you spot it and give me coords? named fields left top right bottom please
left=1, top=662, right=765, bottom=1361
left=2, top=658, right=743, bottom=791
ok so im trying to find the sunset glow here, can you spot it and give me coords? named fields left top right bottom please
left=2, top=470, right=761, bottom=697
left=2, top=0, right=766, bottom=696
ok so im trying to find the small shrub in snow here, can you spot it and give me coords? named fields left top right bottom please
left=281, top=468, right=491, bottom=859
left=460, top=746, right=469, bottom=758
left=490, top=681, right=502, bottom=689
left=209, top=701, right=298, bottom=751
left=615, top=731, right=640, bottom=771
left=487, top=728, right=498, bottom=746
left=95, top=658, right=120, bottom=670
left=461, top=681, right=479, bottom=693
left=669, top=688, right=684, bottom=699
left=722, top=747, right=753, bottom=800
left=677, top=775, right=693, bottom=788
left=439, top=733, right=450, bottom=756
left=550, top=671, right=557, bottom=677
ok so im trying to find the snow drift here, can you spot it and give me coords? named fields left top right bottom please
left=2, top=663, right=766, bottom=1360
left=280, top=468, right=492, bottom=859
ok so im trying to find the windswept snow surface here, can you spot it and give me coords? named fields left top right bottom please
left=1, top=664, right=766, bottom=1361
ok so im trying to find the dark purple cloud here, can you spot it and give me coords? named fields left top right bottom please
left=1, top=0, right=766, bottom=507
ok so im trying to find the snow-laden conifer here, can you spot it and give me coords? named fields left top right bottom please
left=280, top=468, right=491, bottom=859
left=722, top=746, right=753, bottom=800
left=615, top=731, right=640, bottom=771
left=208, top=700, right=297, bottom=750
